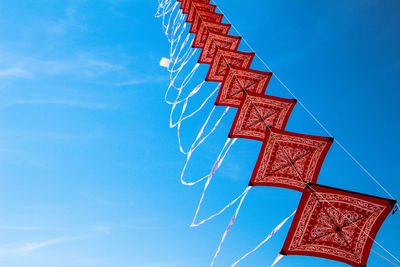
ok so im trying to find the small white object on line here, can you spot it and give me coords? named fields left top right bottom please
left=160, top=57, right=171, bottom=68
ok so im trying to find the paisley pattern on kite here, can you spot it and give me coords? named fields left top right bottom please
left=249, top=128, right=333, bottom=191
left=215, top=67, right=272, bottom=107
left=155, top=0, right=399, bottom=266
left=282, top=184, right=396, bottom=267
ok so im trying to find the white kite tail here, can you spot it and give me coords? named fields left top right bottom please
left=180, top=106, right=230, bottom=186
left=191, top=180, right=248, bottom=227
left=210, top=186, right=252, bottom=267
left=181, top=136, right=234, bottom=187
left=231, top=210, right=296, bottom=267
left=271, top=254, right=285, bottom=267
left=175, top=84, right=222, bottom=155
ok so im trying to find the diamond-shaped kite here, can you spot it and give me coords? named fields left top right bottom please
left=249, top=128, right=333, bottom=191
left=281, top=184, right=396, bottom=266
left=229, top=92, right=296, bottom=140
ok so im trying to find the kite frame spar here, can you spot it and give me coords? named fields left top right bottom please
left=155, top=0, right=399, bottom=266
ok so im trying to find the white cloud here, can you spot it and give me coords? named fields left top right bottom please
left=0, top=236, right=85, bottom=256
left=133, top=259, right=199, bottom=267
left=11, top=99, right=107, bottom=109
left=33, top=54, right=124, bottom=78
left=81, top=193, right=114, bottom=206
left=0, top=47, right=124, bottom=81
left=0, top=225, right=43, bottom=231
left=0, top=67, right=33, bottom=79
left=0, top=227, right=109, bottom=256
left=115, top=75, right=168, bottom=86
left=42, top=3, right=87, bottom=35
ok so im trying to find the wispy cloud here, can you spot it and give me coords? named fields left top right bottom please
left=0, top=48, right=124, bottom=82
left=110, top=224, right=170, bottom=231
left=218, top=163, right=242, bottom=181
left=0, top=225, right=44, bottom=231
left=0, top=67, right=33, bottom=79
left=34, top=54, right=123, bottom=78
left=76, top=257, right=109, bottom=264
left=0, top=130, right=103, bottom=142
left=41, top=3, right=87, bottom=35
left=0, top=235, right=87, bottom=256
left=81, top=193, right=114, bottom=206
left=132, top=259, right=199, bottom=267
left=115, top=75, right=168, bottom=86
left=11, top=99, right=107, bottom=109
left=0, top=226, right=109, bottom=256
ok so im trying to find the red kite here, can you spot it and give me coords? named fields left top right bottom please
left=189, top=11, right=223, bottom=34
left=281, top=184, right=396, bottom=266
left=186, top=2, right=216, bottom=23
left=215, top=67, right=272, bottom=107
left=229, top=92, right=296, bottom=140
left=205, top=48, right=254, bottom=82
left=249, top=128, right=333, bottom=191
left=198, top=33, right=241, bottom=64
left=192, top=21, right=231, bottom=48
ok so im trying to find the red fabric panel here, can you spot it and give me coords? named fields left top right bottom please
left=249, top=128, right=333, bottom=191
left=182, top=0, right=210, bottom=14
left=198, top=33, right=241, bottom=64
left=190, top=11, right=224, bottom=34
left=180, top=0, right=188, bottom=10
left=215, top=67, right=272, bottom=107
left=205, top=48, right=254, bottom=82
left=282, top=184, right=396, bottom=267
left=229, top=92, right=296, bottom=140
left=192, top=21, right=231, bottom=48
left=187, top=3, right=217, bottom=23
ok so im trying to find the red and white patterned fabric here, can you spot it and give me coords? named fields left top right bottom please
left=205, top=48, right=254, bottom=82
left=215, top=67, right=272, bottom=107
left=249, top=128, right=333, bottom=191
left=186, top=2, right=217, bottom=23
left=192, top=21, right=231, bottom=48
left=189, top=11, right=223, bottom=34
left=181, top=0, right=210, bottom=14
left=198, top=33, right=241, bottom=64
left=229, top=92, right=296, bottom=140
left=282, top=184, right=396, bottom=267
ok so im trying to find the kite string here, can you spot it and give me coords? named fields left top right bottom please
left=264, top=127, right=400, bottom=265
left=162, top=3, right=399, bottom=265
left=267, top=136, right=400, bottom=266
left=372, top=249, right=400, bottom=267
left=188, top=2, right=400, bottom=265
left=158, top=1, right=397, bottom=266
left=210, top=0, right=398, bottom=205
left=231, top=209, right=297, bottom=267
left=157, top=4, right=393, bottom=267
left=187, top=4, right=298, bottom=265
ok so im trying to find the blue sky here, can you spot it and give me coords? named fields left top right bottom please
left=0, top=0, right=399, bottom=266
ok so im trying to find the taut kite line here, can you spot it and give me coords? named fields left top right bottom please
left=155, top=0, right=399, bottom=266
